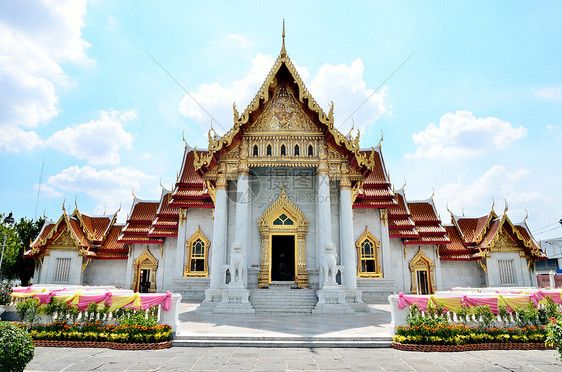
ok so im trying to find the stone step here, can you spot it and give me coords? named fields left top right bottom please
left=172, top=336, right=391, bottom=348
left=250, top=289, right=317, bottom=314
left=176, top=335, right=393, bottom=341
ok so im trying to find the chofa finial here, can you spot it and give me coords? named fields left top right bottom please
left=280, top=19, right=287, bottom=58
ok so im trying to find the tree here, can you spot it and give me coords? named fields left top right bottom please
left=0, top=213, right=45, bottom=285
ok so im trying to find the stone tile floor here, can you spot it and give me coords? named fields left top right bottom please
left=177, top=302, right=392, bottom=338
left=22, top=302, right=562, bottom=371
left=25, top=347, right=562, bottom=371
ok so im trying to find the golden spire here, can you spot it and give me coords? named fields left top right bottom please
left=280, top=19, right=287, bottom=58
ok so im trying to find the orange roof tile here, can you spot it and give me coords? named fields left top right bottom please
left=405, top=235, right=451, bottom=245
left=178, top=149, right=205, bottom=185
left=99, top=225, right=126, bottom=251
left=148, top=227, right=178, bottom=237
left=128, top=201, right=159, bottom=222
left=157, top=193, right=180, bottom=217
left=415, top=225, right=447, bottom=235
left=408, top=202, right=440, bottom=223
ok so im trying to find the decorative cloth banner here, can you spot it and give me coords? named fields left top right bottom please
left=398, top=290, right=562, bottom=314
left=10, top=289, right=173, bottom=312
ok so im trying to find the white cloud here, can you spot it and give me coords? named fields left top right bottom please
left=178, top=54, right=387, bottom=137
left=46, top=110, right=136, bottom=166
left=34, top=183, right=62, bottom=198
left=46, top=165, right=157, bottom=215
left=309, top=58, right=389, bottom=133
left=179, top=53, right=280, bottom=133
left=434, top=165, right=545, bottom=217
left=0, top=0, right=90, bottom=152
left=0, top=125, right=44, bottom=153
left=406, top=110, right=527, bottom=159
left=536, top=87, right=562, bottom=102
left=225, top=34, right=254, bottom=49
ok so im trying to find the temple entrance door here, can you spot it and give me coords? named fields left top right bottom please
left=416, top=270, right=429, bottom=295
left=139, top=269, right=151, bottom=293
left=271, top=235, right=295, bottom=281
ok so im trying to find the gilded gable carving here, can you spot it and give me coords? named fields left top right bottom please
left=51, top=228, right=78, bottom=249
left=492, top=228, right=521, bottom=252
left=246, top=84, right=320, bottom=134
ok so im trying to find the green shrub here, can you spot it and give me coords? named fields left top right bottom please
left=515, top=304, right=539, bottom=328
left=473, top=305, right=495, bottom=328
left=117, top=306, right=159, bottom=327
left=0, top=322, right=35, bottom=372
left=0, top=282, right=12, bottom=305
left=15, top=298, right=40, bottom=325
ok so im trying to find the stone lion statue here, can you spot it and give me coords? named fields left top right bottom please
left=321, top=241, right=338, bottom=284
left=230, top=240, right=245, bottom=284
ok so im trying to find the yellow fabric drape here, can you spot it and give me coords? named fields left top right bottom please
left=429, top=295, right=463, bottom=312
left=498, top=295, right=532, bottom=310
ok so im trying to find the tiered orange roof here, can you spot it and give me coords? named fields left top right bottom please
left=404, top=199, right=450, bottom=245
left=439, top=207, right=546, bottom=261
left=25, top=207, right=125, bottom=260
left=118, top=198, right=163, bottom=244
left=148, top=189, right=179, bottom=238
left=353, top=148, right=397, bottom=209
left=169, top=148, right=214, bottom=209
left=387, top=190, right=418, bottom=239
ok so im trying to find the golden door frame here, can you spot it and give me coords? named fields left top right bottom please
left=257, top=188, right=309, bottom=288
left=409, top=247, right=437, bottom=295
left=132, top=246, right=158, bottom=293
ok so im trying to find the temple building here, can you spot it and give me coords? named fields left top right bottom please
left=25, top=33, right=547, bottom=312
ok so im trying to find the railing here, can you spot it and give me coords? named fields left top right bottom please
left=8, top=285, right=182, bottom=334
left=388, top=288, right=562, bottom=335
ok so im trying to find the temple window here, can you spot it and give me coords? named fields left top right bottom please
left=54, top=258, right=71, bottom=283
left=356, top=227, right=382, bottom=278
left=184, top=227, right=210, bottom=277
left=308, top=144, right=314, bottom=156
left=253, top=145, right=259, bottom=156
left=273, top=213, right=294, bottom=226
left=267, top=144, right=272, bottom=156
left=281, top=144, right=286, bottom=156
left=294, top=145, right=300, bottom=156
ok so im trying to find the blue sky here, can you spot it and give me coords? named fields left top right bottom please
left=1, top=1, right=561, bottom=240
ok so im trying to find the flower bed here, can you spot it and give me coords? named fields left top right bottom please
left=391, top=341, right=553, bottom=352
left=21, top=321, right=172, bottom=344
left=32, top=340, right=172, bottom=350
left=393, top=323, right=547, bottom=346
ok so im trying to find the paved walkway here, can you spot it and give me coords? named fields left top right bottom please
left=22, top=301, right=562, bottom=371
left=176, top=302, right=392, bottom=338
left=25, top=347, right=562, bottom=371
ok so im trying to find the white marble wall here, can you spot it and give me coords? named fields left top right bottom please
left=440, top=260, right=485, bottom=289
left=82, top=259, right=127, bottom=288
left=486, top=252, right=533, bottom=287
left=39, top=251, right=83, bottom=285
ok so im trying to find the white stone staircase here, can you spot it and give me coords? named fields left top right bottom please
left=250, top=288, right=318, bottom=313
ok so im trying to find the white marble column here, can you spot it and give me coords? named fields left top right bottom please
left=125, top=246, right=134, bottom=289
left=234, top=172, right=250, bottom=286
left=379, top=209, right=392, bottom=279
left=175, top=209, right=187, bottom=277
left=339, top=177, right=357, bottom=289
left=210, top=176, right=228, bottom=289
left=317, top=170, right=332, bottom=287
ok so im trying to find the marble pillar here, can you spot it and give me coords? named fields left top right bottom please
left=210, top=177, right=228, bottom=289
left=234, top=172, right=250, bottom=287
left=317, top=171, right=332, bottom=287
left=339, top=178, right=357, bottom=290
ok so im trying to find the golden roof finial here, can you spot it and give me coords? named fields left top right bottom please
left=182, top=128, right=188, bottom=148
left=378, top=129, right=384, bottom=148
left=280, top=19, right=287, bottom=58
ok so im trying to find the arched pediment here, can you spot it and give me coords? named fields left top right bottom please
left=258, top=188, right=308, bottom=233
left=134, top=246, right=158, bottom=269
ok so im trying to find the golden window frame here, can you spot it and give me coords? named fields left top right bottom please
left=184, top=226, right=210, bottom=277
left=355, top=226, right=383, bottom=278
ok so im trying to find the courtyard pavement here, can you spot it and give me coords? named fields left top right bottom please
left=24, top=347, right=562, bottom=371
left=22, top=301, right=562, bottom=371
